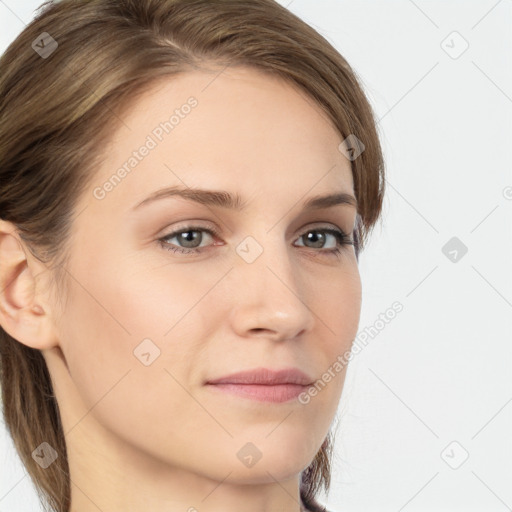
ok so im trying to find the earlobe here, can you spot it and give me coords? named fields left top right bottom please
left=0, top=220, right=58, bottom=350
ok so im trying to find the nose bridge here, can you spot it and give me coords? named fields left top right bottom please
left=230, top=230, right=315, bottom=338
left=236, top=230, right=295, bottom=292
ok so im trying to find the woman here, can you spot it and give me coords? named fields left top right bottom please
left=0, top=1, right=385, bottom=511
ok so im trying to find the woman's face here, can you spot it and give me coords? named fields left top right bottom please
left=46, top=66, right=361, bottom=489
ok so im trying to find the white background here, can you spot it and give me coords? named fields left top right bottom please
left=1, top=1, right=511, bottom=511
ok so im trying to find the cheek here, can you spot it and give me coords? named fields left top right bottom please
left=57, top=267, right=214, bottom=465
left=316, top=263, right=362, bottom=347
left=58, top=250, right=214, bottom=404
left=60, top=258, right=205, bottom=387
left=306, top=266, right=361, bottom=402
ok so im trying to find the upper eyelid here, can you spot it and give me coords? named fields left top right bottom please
left=159, top=223, right=350, bottom=247
left=161, top=221, right=348, bottom=237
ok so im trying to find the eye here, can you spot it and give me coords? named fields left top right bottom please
left=157, top=224, right=354, bottom=257
left=157, top=225, right=219, bottom=254
left=294, top=227, right=353, bottom=256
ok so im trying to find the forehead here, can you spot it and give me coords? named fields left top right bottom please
left=85, top=65, right=354, bottom=214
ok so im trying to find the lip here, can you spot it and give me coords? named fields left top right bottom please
left=205, top=367, right=313, bottom=403
left=206, top=367, right=313, bottom=386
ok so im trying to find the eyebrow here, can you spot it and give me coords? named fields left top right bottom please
left=132, top=186, right=358, bottom=212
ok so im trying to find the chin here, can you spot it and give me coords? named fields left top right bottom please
left=218, top=460, right=308, bottom=486
left=216, top=432, right=320, bottom=484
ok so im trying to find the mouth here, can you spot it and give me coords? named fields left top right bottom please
left=205, top=367, right=313, bottom=403
left=205, top=382, right=309, bottom=403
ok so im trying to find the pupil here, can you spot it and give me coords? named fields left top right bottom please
left=180, top=231, right=200, bottom=248
left=307, top=231, right=324, bottom=248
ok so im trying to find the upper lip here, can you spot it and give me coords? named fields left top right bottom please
left=206, top=367, right=313, bottom=386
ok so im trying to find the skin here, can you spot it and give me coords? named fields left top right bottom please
left=0, top=65, right=361, bottom=512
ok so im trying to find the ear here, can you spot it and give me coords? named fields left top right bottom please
left=0, top=219, right=59, bottom=350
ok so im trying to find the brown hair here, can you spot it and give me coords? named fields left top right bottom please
left=0, top=1, right=385, bottom=511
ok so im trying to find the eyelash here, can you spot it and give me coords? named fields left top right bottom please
left=157, top=224, right=354, bottom=259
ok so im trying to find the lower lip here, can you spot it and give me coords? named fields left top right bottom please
left=205, top=383, right=308, bottom=403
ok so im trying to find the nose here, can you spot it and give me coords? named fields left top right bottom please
left=227, top=236, right=316, bottom=342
